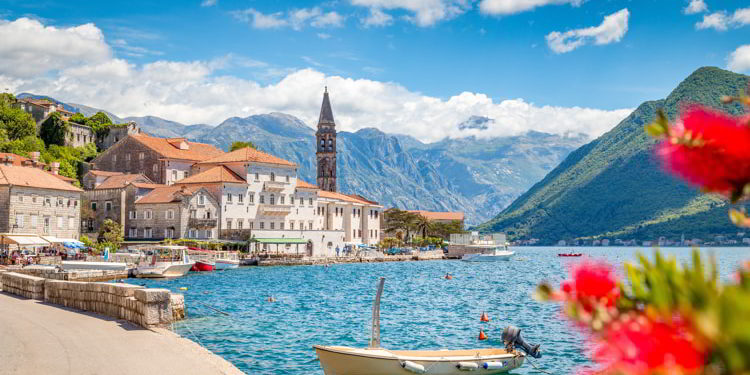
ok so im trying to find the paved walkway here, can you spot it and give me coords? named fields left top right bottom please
left=0, top=292, right=243, bottom=375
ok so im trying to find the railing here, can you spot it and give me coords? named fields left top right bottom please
left=258, top=204, right=292, bottom=216
left=263, top=181, right=287, bottom=192
left=188, top=218, right=218, bottom=228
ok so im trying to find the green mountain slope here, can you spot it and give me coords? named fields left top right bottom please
left=477, top=67, right=750, bottom=244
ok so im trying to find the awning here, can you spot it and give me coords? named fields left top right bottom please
left=250, top=238, right=308, bottom=244
left=1, top=235, right=50, bottom=246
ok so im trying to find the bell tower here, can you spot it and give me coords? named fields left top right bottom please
left=316, top=87, right=337, bottom=192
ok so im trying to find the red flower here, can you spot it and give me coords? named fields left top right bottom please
left=566, top=260, right=620, bottom=310
left=591, top=314, right=706, bottom=375
left=657, top=106, right=750, bottom=197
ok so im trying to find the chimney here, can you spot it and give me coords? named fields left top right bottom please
left=50, top=162, right=60, bottom=175
left=30, top=151, right=40, bottom=163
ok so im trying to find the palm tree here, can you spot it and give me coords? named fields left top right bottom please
left=413, top=215, right=431, bottom=239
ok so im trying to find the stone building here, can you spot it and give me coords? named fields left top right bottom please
left=13, top=98, right=74, bottom=125
left=316, top=88, right=337, bottom=192
left=89, top=133, right=225, bottom=185
left=81, top=173, right=162, bottom=237
left=82, top=170, right=127, bottom=190
left=0, top=162, right=83, bottom=239
left=66, top=122, right=95, bottom=148
left=130, top=185, right=219, bottom=240
left=96, top=121, right=141, bottom=151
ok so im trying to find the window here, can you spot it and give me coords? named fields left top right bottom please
left=290, top=222, right=294, bottom=230
left=57, top=198, right=64, bottom=206
left=280, top=195, right=285, bottom=204
left=249, top=193, right=254, bottom=204
left=290, top=196, right=295, bottom=205
left=113, top=155, right=117, bottom=163
left=198, top=194, right=205, bottom=205
left=16, top=194, right=23, bottom=203
left=254, top=173, right=259, bottom=181
left=130, top=211, right=136, bottom=220
left=189, top=229, right=195, bottom=238
left=166, top=210, right=174, bottom=220
left=105, top=201, right=112, bottom=211
left=15, top=214, right=24, bottom=228
left=270, top=172, right=275, bottom=182
left=153, top=164, right=158, bottom=174
left=31, top=215, right=37, bottom=228
left=280, top=222, right=285, bottom=230
left=260, top=222, right=265, bottom=229
left=139, top=152, right=145, bottom=160
left=249, top=222, right=254, bottom=230
left=238, top=194, right=244, bottom=204
left=260, top=195, right=265, bottom=204
left=353, top=229, right=356, bottom=238
left=206, top=211, right=212, bottom=219
left=145, top=210, right=152, bottom=220
left=189, top=209, right=196, bottom=218
left=205, top=229, right=212, bottom=238
left=226, top=193, right=232, bottom=203
left=286, top=175, right=290, bottom=182
left=69, top=217, right=75, bottom=229
left=226, top=219, right=232, bottom=230
left=125, top=154, right=131, bottom=161
left=129, top=228, right=137, bottom=237
left=270, top=194, right=275, bottom=205
left=270, top=222, right=275, bottom=230
left=91, top=202, right=97, bottom=211
left=145, top=228, right=152, bottom=238
left=238, top=220, right=243, bottom=230
left=309, top=198, right=313, bottom=206
left=308, top=221, right=313, bottom=230
left=171, top=170, right=177, bottom=181
left=57, top=216, right=64, bottom=229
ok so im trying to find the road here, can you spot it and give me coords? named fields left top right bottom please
left=0, top=292, right=243, bottom=375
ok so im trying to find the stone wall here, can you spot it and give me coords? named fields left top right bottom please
left=0, top=272, right=182, bottom=329
left=17, top=267, right=128, bottom=282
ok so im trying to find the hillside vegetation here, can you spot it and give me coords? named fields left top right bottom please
left=477, top=67, right=750, bottom=244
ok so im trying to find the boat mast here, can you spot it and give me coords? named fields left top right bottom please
left=370, top=277, right=385, bottom=348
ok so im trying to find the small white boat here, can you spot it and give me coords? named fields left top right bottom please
left=461, top=244, right=514, bottom=262
left=213, top=251, right=240, bottom=270
left=134, top=245, right=194, bottom=278
left=61, top=261, right=128, bottom=271
left=314, top=278, right=539, bottom=375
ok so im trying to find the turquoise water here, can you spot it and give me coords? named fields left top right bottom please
left=140, top=247, right=750, bottom=374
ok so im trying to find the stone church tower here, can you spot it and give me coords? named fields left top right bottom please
left=316, top=87, right=337, bottom=192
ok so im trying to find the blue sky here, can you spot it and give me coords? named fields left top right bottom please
left=1, top=0, right=749, bottom=141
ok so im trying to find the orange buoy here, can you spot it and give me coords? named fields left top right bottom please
left=478, top=329, right=488, bottom=341
left=444, top=273, right=453, bottom=280
left=480, top=311, right=490, bottom=322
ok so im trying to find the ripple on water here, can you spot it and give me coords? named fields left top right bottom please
left=140, top=247, right=750, bottom=374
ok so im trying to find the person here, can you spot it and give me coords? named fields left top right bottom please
left=335, top=246, right=340, bottom=257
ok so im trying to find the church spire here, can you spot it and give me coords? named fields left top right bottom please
left=316, top=87, right=337, bottom=192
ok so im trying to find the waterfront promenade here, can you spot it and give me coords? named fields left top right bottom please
left=0, top=293, right=243, bottom=375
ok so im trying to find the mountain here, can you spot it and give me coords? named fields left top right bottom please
left=31, top=98, right=586, bottom=225
left=477, top=67, right=750, bottom=244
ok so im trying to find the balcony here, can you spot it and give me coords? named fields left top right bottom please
left=263, top=181, right=287, bottom=192
left=188, top=218, right=218, bottom=229
left=258, top=204, right=292, bottom=216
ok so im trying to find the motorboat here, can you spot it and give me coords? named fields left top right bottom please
left=213, top=251, right=240, bottom=270
left=557, top=253, right=582, bottom=257
left=134, top=245, right=194, bottom=278
left=461, top=244, right=514, bottom=262
left=186, top=248, right=216, bottom=271
left=314, top=278, right=540, bottom=375
left=192, top=259, right=216, bottom=272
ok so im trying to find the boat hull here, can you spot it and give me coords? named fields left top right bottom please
left=214, top=259, right=239, bottom=270
left=461, top=252, right=514, bottom=262
left=136, top=262, right=194, bottom=278
left=192, top=260, right=215, bottom=272
left=314, top=346, right=524, bottom=375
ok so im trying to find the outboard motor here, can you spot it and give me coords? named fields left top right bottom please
left=502, top=326, right=541, bottom=358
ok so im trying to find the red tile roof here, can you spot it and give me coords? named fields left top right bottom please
left=318, top=190, right=376, bottom=205
left=197, top=147, right=296, bottom=167
left=296, top=180, right=319, bottom=190
left=131, top=133, right=224, bottom=161
left=95, top=174, right=153, bottom=189
left=131, top=182, right=165, bottom=189
left=177, top=166, right=245, bottom=184
left=87, top=170, right=123, bottom=177
left=0, top=165, right=82, bottom=192
left=50, top=173, right=77, bottom=183
left=407, top=210, right=464, bottom=221
left=136, top=185, right=204, bottom=204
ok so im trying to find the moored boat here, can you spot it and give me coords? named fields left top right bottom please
left=557, top=253, right=583, bottom=257
left=192, top=259, right=216, bottom=271
left=213, top=251, right=240, bottom=270
left=134, top=245, right=194, bottom=278
left=461, top=243, right=514, bottom=262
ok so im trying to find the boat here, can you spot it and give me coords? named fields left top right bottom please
left=186, top=248, right=216, bottom=271
left=314, top=278, right=540, bottom=375
left=213, top=251, right=240, bottom=270
left=134, top=245, right=194, bottom=278
left=192, top=259, right=216, bottom=272
left=557, top=253, right=583, bottom=257
left=461, top=243, right=514, bottom=262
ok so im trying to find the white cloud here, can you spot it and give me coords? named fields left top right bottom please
left=201, top=0, right=217, bottom=7
left=362, top=7, right=394, bottom=27
left=232, top=7, right=344, bottom=30
left=0, top=18, right=111, bottom=78
left=317, top=33, right=332, bottom=39
left=545, top=8, right=629, bottom=54
left=350, top=0, right=470, bottom=27
left=695, top=7, right=750, bottom=31
left=479, top=0, right=584, bottom=16
left=683, top=0, right=707, bottom=14
left=0, top=17, right=631, bottom=142
left=728, top=44, right=750, bottom=73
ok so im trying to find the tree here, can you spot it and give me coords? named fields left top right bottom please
left=0, top=94, right=36, bottom=141
left=97, top=219, right=123, bottom=249
left=69, top=113, right=85, bottom=124
left=412, top=214, right=432, bottom=239
left=85, top=112, right=113, bottom=138
left=39, top=112, right=70, bottom=146
left=230, top=141, right=257, bottom=152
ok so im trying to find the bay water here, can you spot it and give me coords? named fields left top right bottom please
left=140, top=246, right=750, bottom=374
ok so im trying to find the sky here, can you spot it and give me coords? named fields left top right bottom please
left=0, top=0, right=749, bottom=142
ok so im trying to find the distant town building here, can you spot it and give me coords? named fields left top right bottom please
left=96, top=121, right=141, bottom=151
left=13, top=98, right=74, bottom=125
left=0, top=162, right=82, bottom=239
left=131, top=185, right=219, bottom=240
left=81, top=172, right=161, bottom=236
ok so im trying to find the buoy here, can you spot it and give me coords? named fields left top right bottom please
left=401, top=361, right=426, bottom=374
left=445, top=273, right=453, bottom=280
left=457, top=362, right=480, bottom=371
left=483, top=361, right=507, bottom=370
left=267, top=296, right=276, bottom=302
left=478, top=329, right=488, bottom=341
left=480, top=311, right=490, bottom=322
left=179, top=287, right=188, bottom=291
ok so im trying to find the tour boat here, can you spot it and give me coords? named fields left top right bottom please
left=314, top=278, right=540, bottom=375
left=191, top=259, right=216, bottom=272
left=461, top=244, right=514, bottom=262
left=134, top=245, right=194, bottom=278
left=213, top=251, right=240, bottom=270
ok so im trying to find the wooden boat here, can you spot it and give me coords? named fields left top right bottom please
left=187, top=248, right=216, bottom=271
left=192, top=259, right=215, bottom=272
left=314, top=278, right=537, bottom=375
left=134, top=245, right=194, bottom=278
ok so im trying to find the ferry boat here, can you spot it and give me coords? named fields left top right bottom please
left=134, top=245, right=194, bottom=278
left=461, top=244, right=514, bottom=262
left=314, top=278, right=540, bottom=375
